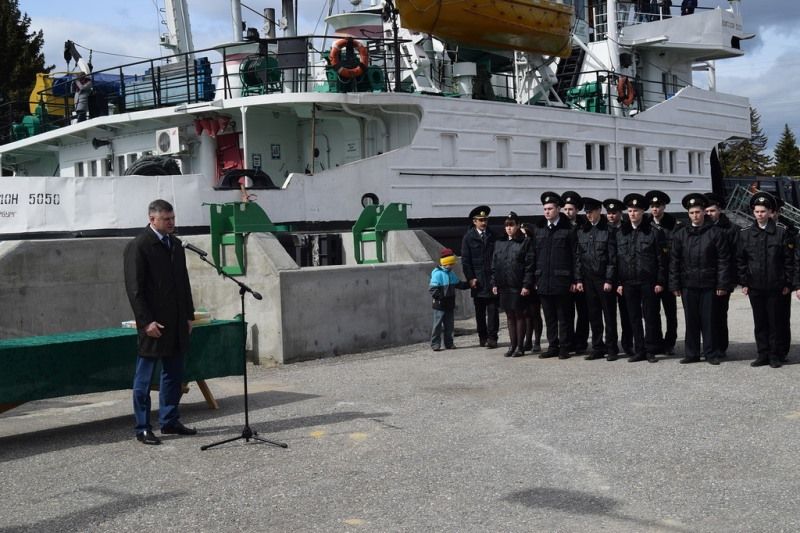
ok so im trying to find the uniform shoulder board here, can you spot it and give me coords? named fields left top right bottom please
left=740, top=225, right=752, bottom=231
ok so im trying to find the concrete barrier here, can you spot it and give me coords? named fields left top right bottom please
left=0, top=229, right=475, bottom=364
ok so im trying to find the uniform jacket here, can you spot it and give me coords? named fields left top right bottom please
left=491, top=234, right=534, bottom=291
left=124, top=227, right=195, bottom=358
left=737, top=219, right=795, bottom=291
left=650, top=212, right=682, bottom=289
left=429, top=266, right=469, bottom=310
left=528, top=216, right=576, bottom=295
left=616, top=221, right=667, bottom=286
left=714, top=214, right=740, bottom=291
left=669, top=221, right=730, bottom=291
left=461, top=226, right=497, bottom=298
left=575, top=217, right=617, bottom=284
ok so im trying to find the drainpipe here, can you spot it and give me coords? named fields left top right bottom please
left=341, top=102, right=388, bottom=155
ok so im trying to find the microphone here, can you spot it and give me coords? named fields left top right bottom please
left=182, top=241, right=208, bottom=257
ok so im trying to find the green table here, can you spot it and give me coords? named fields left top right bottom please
left=0, top=320, right=244, bottom=412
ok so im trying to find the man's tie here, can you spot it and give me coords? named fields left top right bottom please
left=162, top=235, right=171, bottom=249
left=548, top=223, right=554, bottom=230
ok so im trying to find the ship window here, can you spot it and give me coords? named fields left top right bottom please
left=75, top=161, right=85, bottom=177
left=89, top=160, right=98, bottom=177
left=540, top=140, right=550, bottom=168
left=669, top=150, right=676, bottom=174
left=658, top=149, right=665, bottom=173
left=127, top=153, right=138, bottom=167
left=117, top=156, right=125, bottom=175
left=623, top=146, right=631, bottom=172
left=585, top=144, right=593, bottom=170
left=497, top=136, right=511, bottom=168
left=688, top=152, right=694, bottom=174
left=697, top=152, right=704, bottom=175
left=441, top=133, right=457, bottom=167
left=556, top=141, right=567, bottom=169
left=636, top=148, right=644, bottom=172
left=599, top=144, right=608, bottom=171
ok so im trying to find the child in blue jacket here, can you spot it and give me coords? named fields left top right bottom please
left=429, top=248, right=470, bottom=351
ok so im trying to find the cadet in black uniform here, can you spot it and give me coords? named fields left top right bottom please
left=520, top=222, right=544, bottom=353
left=461, top=205, right=500, bottom=348
left=704, top=193, right=739, bottom=358
left=737, top=192, right=794, bottom=368
left=562, top=191, right=590, bottom=354
left=575, top=197, right=619, bottom=360
left=605, top=198, right=634, bottom=357
left=670, top=193, right=731, bottom=365
left=491, top=212, right=534, bottom=357
left=772, top=200, right=797, bottom=362
left=616, top=193, right=667, bottom=363
left=646, top=190, right=682, bottom=355
left=531, top=192, right=577, bottom=359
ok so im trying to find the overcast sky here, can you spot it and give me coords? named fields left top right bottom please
left=18, top=0, right=800, bottom=153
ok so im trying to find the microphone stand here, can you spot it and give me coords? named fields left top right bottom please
left=186, top=247, right=287, bottom=451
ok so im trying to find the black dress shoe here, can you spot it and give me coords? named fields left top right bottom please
left=628, top=354, right=647, bottom=362
left=504, top=349, right=514, bottom=357
left=707, top=356, right=721, bottom=366
left=750, top=359, right=769, bottom=367
left=486, top=339, right=498, bottom=349
left=479, top=339, right=487, bottom=347
left=647, top=354, right=658, bottom=363
left=136, top=430, right=161, bottom=445
left=161, top=422, right=197, bottom=436
left=770, top=360, right=782, bottom=368
left=585, top=351, right=605, bottom=360
left=558, top=353, right=571, bottom=360
left=512, top=349, right=525, bottom=358
left=532, top=342, right=542, bottom=353
left=679, top=357, right=700, bottom=364
left=539, top=350, right=558, bottom=359
left=523, top=342, right=533, bottom=352
left=606, top=354, right=619, bottom=361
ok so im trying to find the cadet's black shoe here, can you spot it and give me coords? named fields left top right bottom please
left=574, top=346, right=588, bottom=356
left=504, top=349, right=514, bottom=357
left=136, top=430, right=161, bottom=445
left=512, top=349, right=525, bottom=358
left=664, top=346, right=675, bottom=356
left=647, top=354, right=659, bottom=363
left=558, top=352, right=571, bottom=360
left=585, top=350, right=605, bottom=360
left=606, top=354, right=619, bottom=361
left=445, top=345, right=456, bottom=350
left=770, top=360, right=782, bottom=368
left=532, top=342, right=542, bottom=353
left=161, top=422, right=197, bottom=436
left=679, top=357, right=700, bottom=364
left=750, top=359, right=769, bottom=367
left=486, top=339, right=498, bottom=349
left=479, top=339, right=487, bottom=347
left=523, top=341, right=533, bottom=352
left=628, top=354, right=647, bottom=362
left=707, top=356, right=721, bottom=366
left=539, top=350, right=558, bottom=359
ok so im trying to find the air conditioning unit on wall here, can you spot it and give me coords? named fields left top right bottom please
left=155, top=127, right=181, bottom=155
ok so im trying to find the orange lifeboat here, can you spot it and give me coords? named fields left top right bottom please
left=395, top=0, right=574, bottom=57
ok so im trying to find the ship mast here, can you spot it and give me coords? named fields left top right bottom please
left=161, top=0, right=195, bottom=59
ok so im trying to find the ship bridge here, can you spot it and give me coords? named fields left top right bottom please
left=618, top=6, right=754, bottom=62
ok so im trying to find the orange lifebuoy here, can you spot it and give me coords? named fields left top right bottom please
left=329, top=38, right=369, bottom=79
left=616, top=76, right=636, bottom=106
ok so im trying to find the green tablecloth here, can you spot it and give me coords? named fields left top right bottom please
left=0, top=320, right=244, bottom=404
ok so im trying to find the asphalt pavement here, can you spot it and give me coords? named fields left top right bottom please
left=2, top=291, right=800, bottom=532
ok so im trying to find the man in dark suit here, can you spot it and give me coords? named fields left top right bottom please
left=605, top=198, right=634, bottom=357
left=461, top=205, right=499, bottom=348
left=704, top=193, right=739, bottom=358
left=124, top=199, right=196, bottom=445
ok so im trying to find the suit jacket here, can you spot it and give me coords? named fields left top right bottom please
left=529, top=216, right=576, bottom=295
left=124, top=226, right=195, bottom=358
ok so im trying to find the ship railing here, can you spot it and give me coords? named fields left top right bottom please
left=2, top=35, right=415, bottom=136
left=592, top=2, right=716, bottom=41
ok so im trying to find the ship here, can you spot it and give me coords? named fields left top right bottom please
left=0, top=0, right=753, bottom=241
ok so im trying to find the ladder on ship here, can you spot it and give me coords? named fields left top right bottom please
left=554, top=47, right=585, bottom=102
left=726, top=185, right=800, bottom=229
